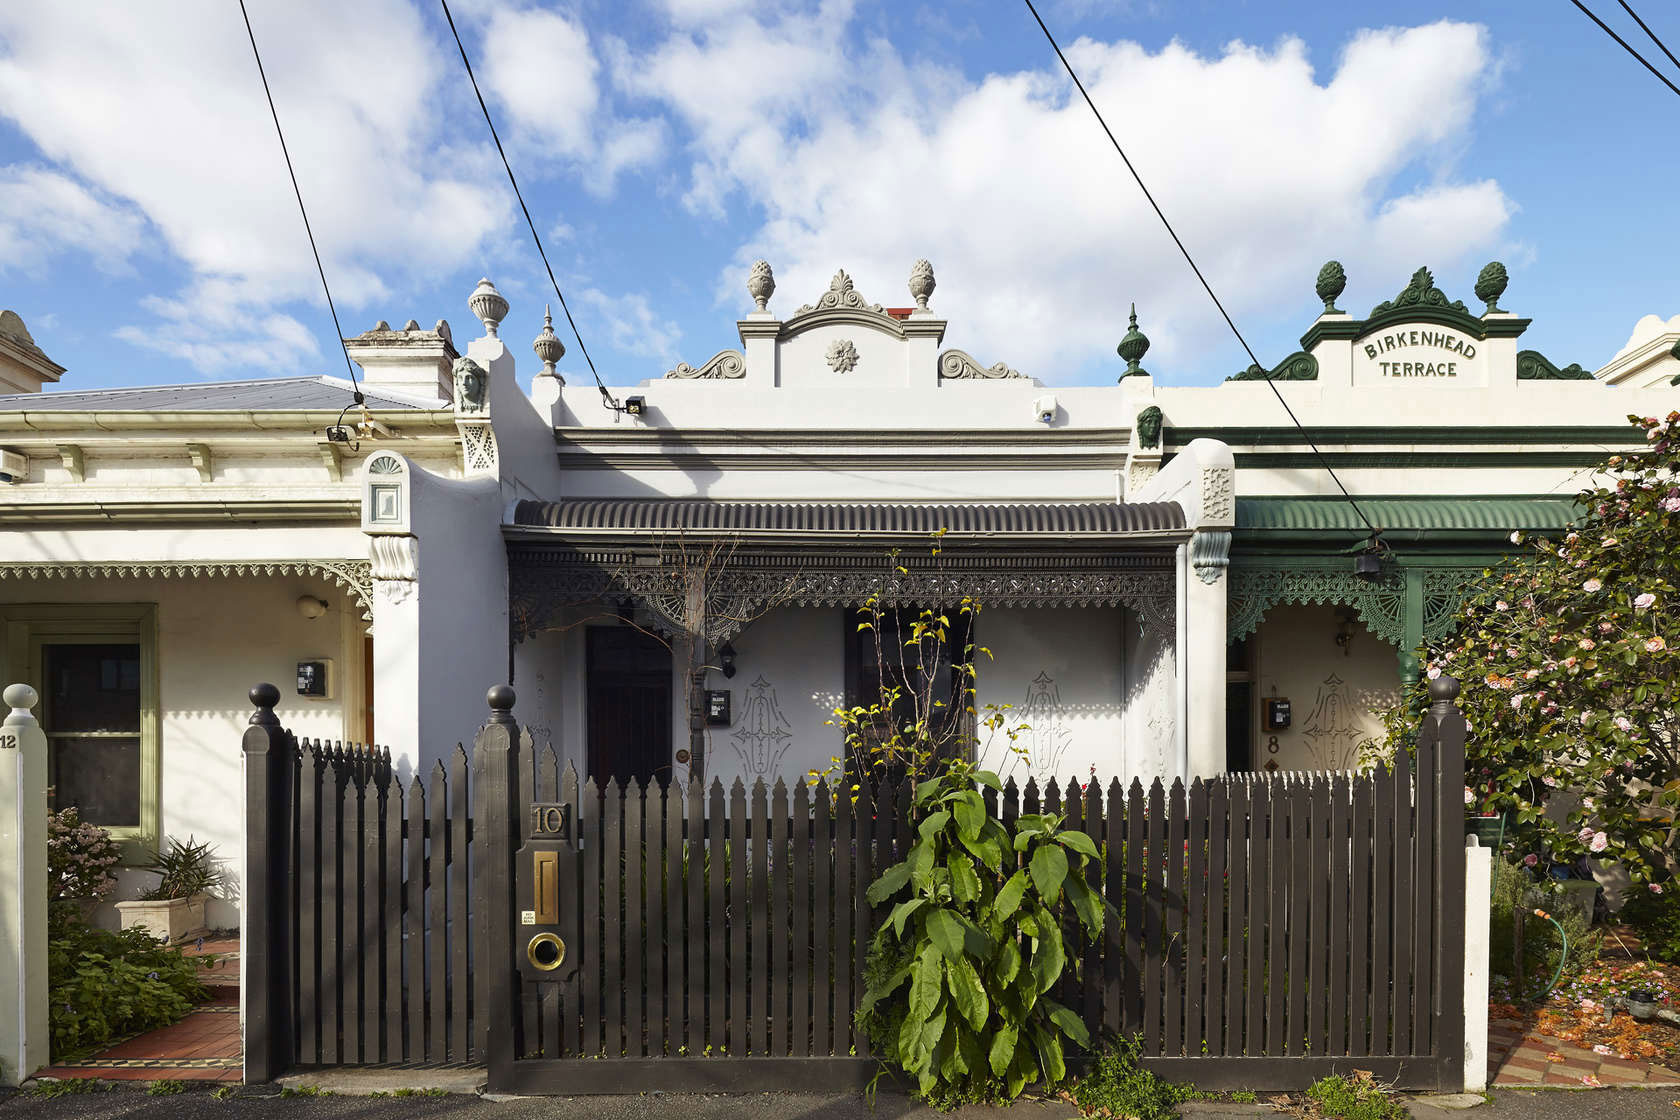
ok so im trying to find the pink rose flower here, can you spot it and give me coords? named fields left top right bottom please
left=1524, top=853, right=1539, bottom=867
left=1580, top=638, right=1596, bottom=650
left=1636, top=593, right=1657, bottom=609
left=1590, top=831, right=1610, bottom=853
left=1648, top=636, right=1667, bottom=653
left=1495, top=600, right=1509, bottom=612
left=1584, top=578, right=1603, bottom=593
left=1653, top=883, right=1665, bottom=895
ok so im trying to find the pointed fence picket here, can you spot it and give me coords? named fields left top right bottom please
left=243, top=685, right=1467, bottom=1092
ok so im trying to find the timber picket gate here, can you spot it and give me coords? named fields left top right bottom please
left=242, top=678, right=1468, bottom=1092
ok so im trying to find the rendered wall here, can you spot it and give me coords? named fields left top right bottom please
left=0, top=574, right=361, bottom=928
left=1249, top=603, right=1398, bottom=772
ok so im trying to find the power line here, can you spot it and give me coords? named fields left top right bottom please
left=237, top=0, right=363, bottom=404
left=1020, top=0, right=1378, bottom=538
left=437, top=0, right=618, bottom=410
left=1572, top=0, right=1680, bottom=99
left=1615, top=0, right=1680, bottom=76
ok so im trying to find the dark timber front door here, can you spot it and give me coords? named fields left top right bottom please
left=586, top=626, right=672, bottom=788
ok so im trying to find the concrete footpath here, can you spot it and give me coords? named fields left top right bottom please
left=3, top=1087, right=1680, bottom=1120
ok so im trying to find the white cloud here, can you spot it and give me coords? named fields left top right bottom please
left=622, top=15, right=1513, bottom=382
left=579, top=288, right=683, bottom=365
left=0, top=0, right=512, bottom=372
left=0, top=166, right=148, bottom=275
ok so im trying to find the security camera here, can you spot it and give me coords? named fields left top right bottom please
left=1033, top=395, right=1058, bottom=425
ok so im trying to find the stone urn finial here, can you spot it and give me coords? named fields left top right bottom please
left=747, top=260, right=775, bottom=312
left=909, top=259, right=935, bottom=311
left=1474, top=261, right=1509, bottom=315
left=1116, top=303, right=1150, bottom=379
left=532, top=304, right=565, bottom=380
left=1315, top=260, right=1347, bottom=314
left=469, top=277, right=508, bottom=338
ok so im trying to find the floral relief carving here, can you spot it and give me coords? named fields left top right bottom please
left=1199, top=467, right=1235, bottom=522
left=825, top=338, right=860, bottom=374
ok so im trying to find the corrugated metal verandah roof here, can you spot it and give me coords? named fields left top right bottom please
left=1235, top=496, right=1583, bottom=532
left=511, top=498, right=1186, bottom=535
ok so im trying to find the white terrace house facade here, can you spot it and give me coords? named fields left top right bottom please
left=0, top=261, right=1674, bottom=924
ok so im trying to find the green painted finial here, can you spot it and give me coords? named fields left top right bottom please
left=1117, top=302, right=1150, bottom=379
left=1474, top=261, right=1509, bottom=315
left=1315, top=260, right=1346, bottom=314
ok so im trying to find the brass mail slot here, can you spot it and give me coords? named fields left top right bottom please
left=532, top=850, right=560, bottom=925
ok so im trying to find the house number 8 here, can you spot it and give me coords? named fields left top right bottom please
left=1266, top=735, right=1279, bottom=755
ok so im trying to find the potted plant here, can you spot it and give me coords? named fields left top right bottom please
left=1466, top=782, right=1507, bottom=849
left=116, top=835, right=219, bottom=943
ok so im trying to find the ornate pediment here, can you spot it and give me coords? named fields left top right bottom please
left=781, top=269, right=903, bottom=338
left=795, top=269, right=884, bottom=317
left=1369, top=267, right=1467, bottom=318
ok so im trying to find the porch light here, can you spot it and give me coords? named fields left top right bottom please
left=719, top=641, right=737, bottom=679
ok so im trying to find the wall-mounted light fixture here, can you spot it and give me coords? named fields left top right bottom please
left=624, top=396, right=646, bottom=416
left=297, top=595, right=329, bottom=620
left=1334, top=607, right=1357, bottom=656
left=718, top=641, right=737, bottom=679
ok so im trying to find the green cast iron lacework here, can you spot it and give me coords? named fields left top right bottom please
left=1516, top=350, right=1596, bottom=380
left=1225, top=350, right=1317, bottom=382
left=1227, top=564, right=1482, bottom=646
left=1235, top=496, right=1582, bottom=532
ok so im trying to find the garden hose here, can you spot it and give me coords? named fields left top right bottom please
left=1531, top=908, right=1570, bottom=1001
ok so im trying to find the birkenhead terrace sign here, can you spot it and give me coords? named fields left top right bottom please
left=1360, top=325, right=1478, bottom=379
left=1250, top=262, right=1599, bottom=389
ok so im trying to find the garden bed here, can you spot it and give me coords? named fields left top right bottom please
left=1492, top=928, right=1680, bottom=1066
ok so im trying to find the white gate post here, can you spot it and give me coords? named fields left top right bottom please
left=0, top=683, right=49, bottom=1085
left=1463, top=840, right=1492, bottom=1092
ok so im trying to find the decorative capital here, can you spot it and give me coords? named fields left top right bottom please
left=1315, top=260, right=1346, bottom=314
left=909, top=259, right=936, bottom=311
left=468, top=277, right=508, bottom=338
left=1191, top=530, right=1232, bottom=585
left=532, top=304, right=565, bottom=380
left=1474, top=261, right=1509, bottom=315
left=747, top=260, right=775, bottom=312
left=1116, top=303, right=1150, bottom=379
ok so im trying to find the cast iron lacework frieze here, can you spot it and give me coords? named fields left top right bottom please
left=508, top=548, right=1178, bottom=646
left=0, top=560, right=375, bottom=624
left=1227, top=565, right=1485, bottom=648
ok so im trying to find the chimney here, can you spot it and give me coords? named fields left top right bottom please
left=0, top=311, right=65, bottom=394
left=342, top=318, right=458, bottom=403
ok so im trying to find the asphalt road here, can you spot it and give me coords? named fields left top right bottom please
left=3, top=1086, right=1680, bottom=1120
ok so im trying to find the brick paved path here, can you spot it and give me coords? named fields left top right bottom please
left=37, top=937, right=242, bottom=1084
left=1489, top=1018, right=1680, bottom=1088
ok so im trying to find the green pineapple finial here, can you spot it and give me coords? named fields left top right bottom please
left=1315, top=260, right=1347, bottom=314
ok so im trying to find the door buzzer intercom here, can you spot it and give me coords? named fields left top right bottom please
left=516, top=800, right=578, bottom=981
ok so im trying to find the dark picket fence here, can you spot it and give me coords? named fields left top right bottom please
left=242, top=679, right=1466, bottom=1093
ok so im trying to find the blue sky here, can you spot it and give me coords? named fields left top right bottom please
left=1, top=0, right=1676, bottom=393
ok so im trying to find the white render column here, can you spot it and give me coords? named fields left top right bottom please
left=0, top=684, right=48, bottom=1086
left=1136, top=438, right=1236, bottom=780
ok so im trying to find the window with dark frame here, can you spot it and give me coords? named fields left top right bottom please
left=43, top=642, right=143, bottom=828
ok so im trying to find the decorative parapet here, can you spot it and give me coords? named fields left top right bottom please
left=938, top=349, right=1024, bottom=380
left=1516, top=350, right=1594, bottom=380
left=664, top=349, right=745, bottom=380
left=1369, top=266, right=1468, bottom=318
left=1226, top=351, right=1317, bottom=382
left=794, top=269, right=885, bottom=318
left=0, top=560, right=373, bottom=623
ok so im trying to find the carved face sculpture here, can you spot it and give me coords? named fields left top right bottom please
left=1135, top=405, right=1164, bottom=450
left=452, top=357, right=487, bottom=412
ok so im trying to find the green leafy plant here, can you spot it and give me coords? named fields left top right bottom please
left=1614, top=881, right=1680, bottom=961
left=46, top=808, right=121, bottom=902
left=1302, top=1072, right=1406, bottom=1120
left=140, top=835, right=221, bottom=900
left=1373, top=411, right=1680, bottom=886
left=855, top=759, right=1104, bottom=1103
left=1071, top=1034, right=1199, bottom=1120
left=213, top=1084, right=239, bottom=1101
left=146, top=1079, right=186, bottom=1095
left=1488, top=860, right=1600, bottom=1002
left=48, top=907, right=209, bottom=1059
left=27, top=1077, right=109, bottom=1097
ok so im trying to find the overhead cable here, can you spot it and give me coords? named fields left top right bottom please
left=1021, top=0, right=1378, bottom=537
left=437, top=0, right=619, bottom=410
left=1572, top=0, right=1680, bottom=99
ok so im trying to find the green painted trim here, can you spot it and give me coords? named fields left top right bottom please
left=1516, top=350, right=1596, bottom=380
left=1165, top=425, right=1641, bottom=448
left=1235, top=495, right=1582, bottom=532
left=1225, top=451, right=1608, bottom=469
left=1298, top=311, right=1530, bottom=351
left=1, top=603, right=161, bottom=861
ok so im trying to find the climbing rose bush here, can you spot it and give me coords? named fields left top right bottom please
left=1382, top=411, right=1680, bottom=887
left=47, top=807, right=121, bottom=901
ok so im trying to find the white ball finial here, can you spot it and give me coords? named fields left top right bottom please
left=532, top=304, right=566, bottom=382
left=469, top=278, right=509, bottom=338
left=4, top=681, right=39, bottom=724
